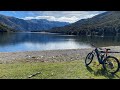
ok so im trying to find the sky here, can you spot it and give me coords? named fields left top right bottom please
left=0, top=11, right=105, bottom=23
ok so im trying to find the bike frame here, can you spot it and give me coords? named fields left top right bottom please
left=92, top=47, right=120, bottom=64
left=92, top=48, right=105, bottom=64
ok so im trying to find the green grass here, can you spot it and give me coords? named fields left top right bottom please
left=0, top=60, right=120, bottom=79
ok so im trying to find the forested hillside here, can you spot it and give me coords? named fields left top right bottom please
left=0, top=22, right=16, bottom=32
left=49, top=11, right=120, bottom=36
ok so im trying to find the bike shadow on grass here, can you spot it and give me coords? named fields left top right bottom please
left=86, top=66, right=120, bottom=79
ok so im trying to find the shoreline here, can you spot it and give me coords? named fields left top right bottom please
left=0, top=46, right=120, bottom=63
left=0, top=48, right=92, bottom=62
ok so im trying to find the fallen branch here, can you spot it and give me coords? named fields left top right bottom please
left=28, top=72, right=41, bottom=78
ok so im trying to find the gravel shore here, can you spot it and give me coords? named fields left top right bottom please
left=0, top=48, right=92, bottom=63
left=0, top=46, right=120, bottom=63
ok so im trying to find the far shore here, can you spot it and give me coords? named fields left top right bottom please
left=0, top=46, right=120, bottom=63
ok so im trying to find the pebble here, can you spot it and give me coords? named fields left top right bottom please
left=41, top=56, right=43, bottom=58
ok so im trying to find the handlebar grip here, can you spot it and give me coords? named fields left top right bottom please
left=106, top=48, right=111, bottom=50
left=99, top=48, right=103, bottom=50
left=91, top=44, right=96, bottom=47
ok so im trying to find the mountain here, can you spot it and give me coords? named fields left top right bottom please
left=0, top=22, right=16, bottom=32
left=49, top=11, right=120, bottom=36
left=27, top=19, right=69, bottom=31
left=0, top=14, right=69, bottom=32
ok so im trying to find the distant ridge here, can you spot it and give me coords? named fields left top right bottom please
left=49, top=11, right=120, bottom=36
left=0, top=14, right=69, bottom=32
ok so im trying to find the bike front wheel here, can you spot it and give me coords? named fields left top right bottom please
left=85, top=52, right=94, bottom=66
left=103, top=56, right=120, bottom=74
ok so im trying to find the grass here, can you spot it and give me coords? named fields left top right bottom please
left=0, top=59, right=120, bottom=79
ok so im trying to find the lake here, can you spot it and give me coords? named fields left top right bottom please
left=0, top=32, right=120, bottom=52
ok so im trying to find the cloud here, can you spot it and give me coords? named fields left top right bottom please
left=56, top=16, right=79, bottom=23
left=0, top=11, right=106, bottom=23
left=22, top=15, right=79, bottom=23
left=22, top=11, right=105, bottom=23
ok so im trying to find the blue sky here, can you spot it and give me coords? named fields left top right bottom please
left=0, top=11, right=105, bottom=23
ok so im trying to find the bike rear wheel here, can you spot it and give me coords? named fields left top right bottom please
left=85, top=52, right=94, bottom=66
left=103, top=56, right=120, bottom=74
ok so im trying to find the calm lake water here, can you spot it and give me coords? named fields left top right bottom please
left=0, top=32, right=120, bottom=52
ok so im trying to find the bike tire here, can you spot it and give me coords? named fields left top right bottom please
left=85, top=52, right=94, bottom=66
left=103, top=56, right=120, bottom=74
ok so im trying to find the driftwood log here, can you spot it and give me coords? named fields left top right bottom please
left=28, top=72, right=41, bottom=78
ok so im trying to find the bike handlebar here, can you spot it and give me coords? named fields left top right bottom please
left=91, top=44, right=96, bottom=48
left=90, top=43, right=120, bottom=54
left=91, top=44, right=102, bottom=50
left=101, top=51, right=120, bottom=53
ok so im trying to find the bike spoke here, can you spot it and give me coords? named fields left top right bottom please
left=85, top=52, right=94, bottom=66
left=104, top=57, right=119, bottom=74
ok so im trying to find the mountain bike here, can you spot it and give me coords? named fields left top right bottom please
left=85, top=44, right=120, bottom=74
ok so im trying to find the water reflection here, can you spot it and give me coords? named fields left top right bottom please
left=0, top=32, right=120, bottom=52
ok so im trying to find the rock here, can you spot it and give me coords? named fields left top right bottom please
left=41, top=56, right=43, bottom=58
left=25, top=55, right=31, bottom=58
left=32, top=56, right=36, bottom=58
left=52, top=56, right=55, bottom=58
